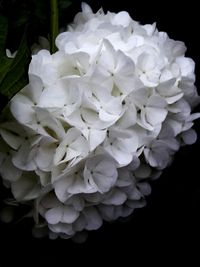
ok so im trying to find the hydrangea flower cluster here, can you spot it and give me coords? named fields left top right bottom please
left=0, top=3, right=199, bottom=240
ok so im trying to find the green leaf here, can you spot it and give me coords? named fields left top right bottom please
left=0, top=15, right=31, bottom=111
left=0, top=16, right=13, bottom=84
left=0, top=34, right=30, bottom=97
left=0, top=58, right=28, bottom=99
left=0, top=56, right=13, bottom=84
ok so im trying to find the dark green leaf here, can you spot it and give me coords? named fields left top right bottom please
left=0, top=34, right=30, bottom=96
left=0, top=56, right=12, bottom=84
left=0, top=19, right=30, bottom=110
left=0, top=56, right=28, bottom=98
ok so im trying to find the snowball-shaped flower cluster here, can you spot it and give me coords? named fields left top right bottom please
left=0, top=3, right=199, bottom=240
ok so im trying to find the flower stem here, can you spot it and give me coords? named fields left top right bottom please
left=50, top=0, right=58, bottom=53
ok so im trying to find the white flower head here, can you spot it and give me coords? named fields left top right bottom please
left=0, top=3, right=199, bottom=239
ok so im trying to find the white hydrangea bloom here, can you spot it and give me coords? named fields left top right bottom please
left=0, top=3, right=199, bottom=240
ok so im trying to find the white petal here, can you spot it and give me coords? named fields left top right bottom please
left=10, top=100, right=35, bottom=125
left=117, top=135, right=138, bottom=153
left=73, top=214, right=86, bottom=232
left=137, top=53, right=156, bottom=71
left=117, top=106, right=137, bottom=128
left=165, top=94, right=183, bottom=104
left=64, top=147, right=81, bottom=162
left=117, top=169, right=132, bottom=187
left=83, top=192, right=104, bottom=203
left=69, top=135, right=88, bottom=157
left=166, top=118, right=182, bottom=136
left=139, top=71, right=160, bottom=87
left=0, top=157, right=22, bottom=182
left=36, top=170, right=51, bottom=186
left=103, top=189, right=127, bottom=205
left=128, top=156, right=140, bottom=171
left=12, top=143, right=36, bottom=171
left=81, top=2, right=94, bottom=17
left=109, top=127, right=134, bottom=139
left=0, top=128, right=22, bottom=150
left=137, top=182, right=151, bottom=196
left=127, top=186, right=142, bottom=200
left=186, top=113, right=200, bottom=122
left=39, top=83, right=67, bottom=108
left=145, top=147, right=169, bottom=169
left=54, top=177, right=73, bottom=203
left=160, top=138, right=180, bottom=151
left=182, top=129, right=197, bottom=145
left=40, top=192, right=60, bottom=209
left=45, top=206, right=63, bottom=225
left=142, top=23, right=156, bottom=36
left=98, top=205, right=115, bottom=221
left=54, top=144, right=68, bottom=165
left=115, top=75, right=140, bottom=95
left=132, top=87, right=149, bottom=108
left=11, top=173, right=40, bottom=201
left=176, top=57, right=195, bottom=78
left=100, top=40, right=115, bottom=71
left=115, top=50, right=135, bottom=76
left=99, top=109, right=119, bottom=122
left=92, top=172, right=116, bottom=193
left=28, top=74, right=44, bottom=103
left=145, top=107, right=167, bottom=126
left=36, top=144, right=55, bottom=171
left=119, top=206, right=134, bottom=218
left=49, top=223, right=74, bottom=235
left=112, top=11, right=131, bottom=27
left=111, top=146, right=133, bottom=166
left=70, top=196, right=85, bottom=211
left=62, top=206, right=79, bottom=224
left=83, top=207, right=103, bottom=230
left=134, top=164, right=151, bottom=179
left=29, top=50, right=58, bottom=86
left=0, top=206, right=14, bottom=223
left=147, top=95, right=167, bottom=108
left=88, top=129, right=106, bottom=151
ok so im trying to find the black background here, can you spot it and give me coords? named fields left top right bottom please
left=0, top=0, right=200, bottom=265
